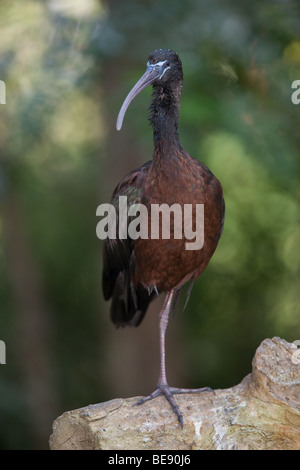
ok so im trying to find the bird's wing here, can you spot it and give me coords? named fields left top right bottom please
left=102, top=161, right=155, bottom=327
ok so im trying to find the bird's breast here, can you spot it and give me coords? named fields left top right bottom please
left=133, top=154, right=225, bottom=292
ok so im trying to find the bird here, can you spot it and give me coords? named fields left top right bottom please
left=102, top=48, right=225, bottom=428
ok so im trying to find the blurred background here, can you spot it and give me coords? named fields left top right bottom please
left=0, top=0, right=299, bottom=449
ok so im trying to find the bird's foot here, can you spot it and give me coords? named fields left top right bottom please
left=135, top=383, right=214, bottom=428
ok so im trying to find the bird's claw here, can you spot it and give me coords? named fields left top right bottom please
left=135, top=383, right=214, bottom=429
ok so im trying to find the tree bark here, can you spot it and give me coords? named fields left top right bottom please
left=49, top=337, right=300, bottom=450
left=3, top=192, right=58, bottom=449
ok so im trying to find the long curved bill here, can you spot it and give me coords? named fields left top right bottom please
left=116, top=66, right=160, bottom=131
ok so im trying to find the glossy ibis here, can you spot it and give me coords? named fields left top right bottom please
left=102, top=49, right=225, bottom=427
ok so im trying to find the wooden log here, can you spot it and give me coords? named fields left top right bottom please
left=49, top=337, right=300, bottom=450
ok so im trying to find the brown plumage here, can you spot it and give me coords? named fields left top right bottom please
left=102, top=49, right=225, bottom=427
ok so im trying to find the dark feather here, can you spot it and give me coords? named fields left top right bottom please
left=102, top=161, right=155, bottom=327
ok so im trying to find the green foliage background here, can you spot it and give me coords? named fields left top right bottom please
left=0, top=0, right=299, bottom=449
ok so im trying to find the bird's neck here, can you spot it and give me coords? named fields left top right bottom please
left=149, top=82, right=182, bottom=158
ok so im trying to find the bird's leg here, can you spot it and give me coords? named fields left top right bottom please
left=135, top=289, right=213, bottom=428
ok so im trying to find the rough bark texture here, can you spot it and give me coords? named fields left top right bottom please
left=49, top=337, right=300, bottom=450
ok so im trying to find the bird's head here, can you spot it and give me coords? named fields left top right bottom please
left=116, top=49, right=183, bottom=131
